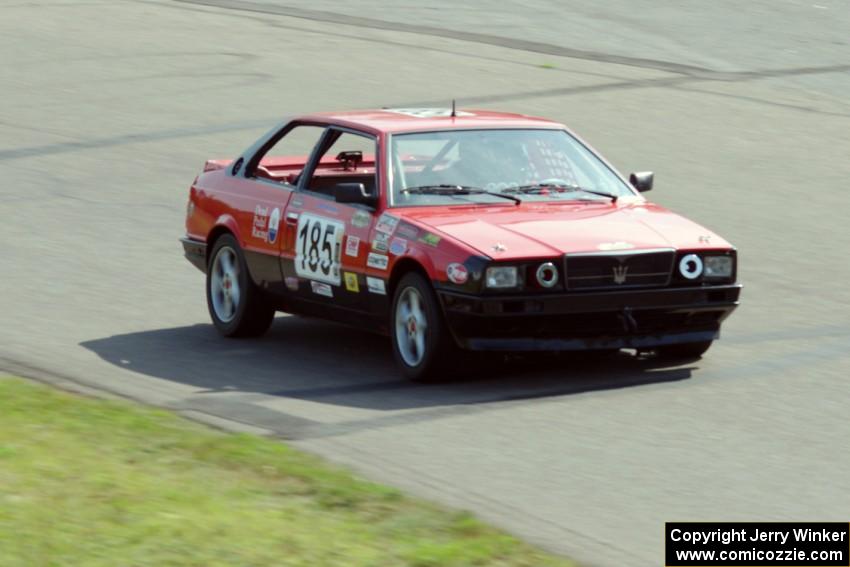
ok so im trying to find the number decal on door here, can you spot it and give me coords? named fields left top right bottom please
left=295, top=213, right=345, bottom=286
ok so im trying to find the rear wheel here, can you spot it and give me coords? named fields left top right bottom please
left=657, top=340, right=713, bottom=360
left=391, top=272, right=459, bottom=382
left=206, top=234, right=275, bottom=337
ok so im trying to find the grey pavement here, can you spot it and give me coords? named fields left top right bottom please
left=2, top=1, right=850, bottom=566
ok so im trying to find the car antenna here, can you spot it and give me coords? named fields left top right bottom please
left=451, top=99, right=456, bottom=118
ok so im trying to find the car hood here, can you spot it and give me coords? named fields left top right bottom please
left=397, top=200, right=733, bottom=260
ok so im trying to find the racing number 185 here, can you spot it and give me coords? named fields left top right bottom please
left=295, top=214, right=344, bottom=285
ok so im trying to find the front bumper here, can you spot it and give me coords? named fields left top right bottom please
left=181, top=237, right=207, bottom=273
left=437, top=284, right=741, bottom=351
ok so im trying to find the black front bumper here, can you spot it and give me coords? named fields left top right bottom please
left=181, top=237, right=207, bottom=273
left=438, top=284, right=741, bottom=351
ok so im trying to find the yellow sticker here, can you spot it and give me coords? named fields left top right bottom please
left=344, top=272, right=360, bottom=293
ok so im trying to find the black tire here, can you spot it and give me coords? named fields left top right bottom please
left=390, top=272, right=460, bottom=382
left=206, top=234, right=275, bottom=337
left=657, top=340, right=713, bottom=360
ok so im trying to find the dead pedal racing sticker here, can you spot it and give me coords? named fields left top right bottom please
left=310, top=281, right=333, bottom=297
left=367, top=252, right=389, bottom=270
left=389, top=237, right=407, bottom=256
left=366, top=276, right=386, bottom=295
left=345, top=235, right=360, bottom=257
left=446, top=263, right=469, bottom=284
left=343, top=272, right=360, bottom=293
left=375, top=213, right=399, bottom=234
left=252, top=205, right=280, bottom=243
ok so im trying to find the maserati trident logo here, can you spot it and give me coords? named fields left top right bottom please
left=612, top=264, right=629, bottom=284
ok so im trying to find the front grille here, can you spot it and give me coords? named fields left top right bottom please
left=448, top=309, right=726, bottom=339
left=565, top=249, right=674, bottom=290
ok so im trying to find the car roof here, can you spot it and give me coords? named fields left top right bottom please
left=295, top=108, right=565, bottom=135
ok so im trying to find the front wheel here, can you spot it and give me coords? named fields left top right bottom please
left=206, top=234, right=275, bottom=337
left=657, top=340, right=713, bottom=360
left=391, top=272, right=459, bottom=382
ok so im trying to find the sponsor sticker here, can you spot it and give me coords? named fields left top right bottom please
left=351, top=210, right=371, bottom=228
left=419, top=232, right=441, bottom=247
left=366, top=277, right=386, bottom=295
left=268, top=207, right=280, bottom=243
left=446, top=263, right=469, bottom=284
left=383, top=108, right=475, bottom=118
left=285, top=276, right=299, bottom=291
left=597, top=241, right=633, bottom=251
left=252, top=204, right=270, bottom=241
left=372, top=232, right=390, bottom=252
left=375, top=213, right=399, bottom=234
left=343, top=272, right=360, bottom=293
left=310, top=281, right=333, bottom=297
left=389, top=237, right=407, bottom=256
left=317, top=202, right=339, bottom=215
left=367, top=252, right=389, bottom=270
left=345, top=235, right=360, bottom=257
left=396, top=223, right=419, bottom=239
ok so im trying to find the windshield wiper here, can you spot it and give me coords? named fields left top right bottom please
left=402, top=184, right=521, bottom=205
left=504, top=183, right=618, bottom=203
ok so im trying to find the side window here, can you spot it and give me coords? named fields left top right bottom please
left=304, top=130, right=378, bottom=198
left=252, top=124, right=325, bottom=185
left=326, top=131, right=375, bottom=157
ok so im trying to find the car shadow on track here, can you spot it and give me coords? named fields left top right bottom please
left=81, top=315, right=695, bottom=412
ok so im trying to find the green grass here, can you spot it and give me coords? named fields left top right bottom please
left=0, top=376, right=575, bottom=567
left=538, top=63, right=557, bottom=69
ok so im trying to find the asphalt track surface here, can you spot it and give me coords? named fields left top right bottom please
left=3, top=1, right=850, bottom=565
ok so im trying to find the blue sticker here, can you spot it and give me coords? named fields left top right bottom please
left=389, top=237, right=407, bottom=256
left=268, top=207, right=280, bottom=243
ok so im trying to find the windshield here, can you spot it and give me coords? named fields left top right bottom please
left=389, top=129, right=633, bottom=206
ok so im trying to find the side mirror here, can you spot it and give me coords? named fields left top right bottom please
left=335, top=182, right=377, bottom=207
left=629, top=171, right=654, bottom=192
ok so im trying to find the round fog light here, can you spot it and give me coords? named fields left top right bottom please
left=679, top=254, right=704, bottom=280
left=536, top=262, right=559, bottom=288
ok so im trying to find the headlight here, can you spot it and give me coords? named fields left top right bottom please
left=485, top=266, right=518, bottom=288
left=678, top=253, right=703, bottom=280
left=535, top=262, right=559, bottom=288
left=704, top=255, right=734, bottom=279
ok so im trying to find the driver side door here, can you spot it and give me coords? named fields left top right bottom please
left=280, top=127, right=383, bottom=316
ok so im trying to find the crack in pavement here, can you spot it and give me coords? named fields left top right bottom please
left=171, top=0, right=715, bottom=76
left=173, top=0, right=850, bottom=82
left=0, top=118, right=273, bottom=161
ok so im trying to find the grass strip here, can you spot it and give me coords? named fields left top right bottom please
left=0, top=376, right=575, bottom=567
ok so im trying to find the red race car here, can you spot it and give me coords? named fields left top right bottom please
left=181, top=108, right=741, bottom=380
